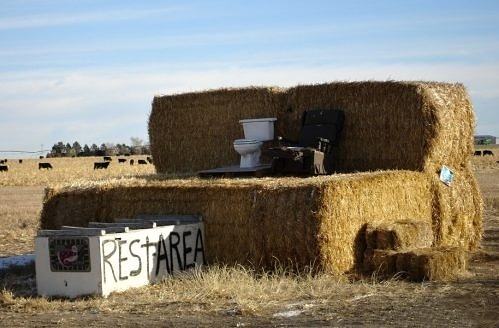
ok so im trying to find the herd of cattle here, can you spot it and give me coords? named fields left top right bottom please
left=474, top=150, right=495, bottom=156
left=0, top=156, right=153, bottom=172
left=1, top=151, right=497, bottom=173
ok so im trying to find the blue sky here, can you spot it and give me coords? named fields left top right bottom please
left=1, top=0, right=498, bottom=155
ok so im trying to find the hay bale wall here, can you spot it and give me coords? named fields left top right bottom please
left=149, top=82, right=474, bottom=174
left=41, top=171, right=433, bottom=274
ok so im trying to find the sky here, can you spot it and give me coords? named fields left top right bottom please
left=1, top=0, right=498, bottom=156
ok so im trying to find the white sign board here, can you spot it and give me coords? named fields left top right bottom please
left=36, top=220, right=205, bottom=298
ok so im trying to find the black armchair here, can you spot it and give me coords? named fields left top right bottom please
left=265, top=109, right=345, bottom=175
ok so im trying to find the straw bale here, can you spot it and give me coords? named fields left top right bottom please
left=41, top=171, right=433, bottom=274
left=364, top=246, right=466, bottom=281
left=395, top=247, right=467, bottom=281
left=430, top=166, right=483, bottom=250
left=363, top=249, right=397, bottom=275
left=365, top=220, right=433, bottom=250
left=149, top=87, right=286, bottom=173
left=418, top=83, right=475, bottom=173
left=284, top=82, right=426, bottom=172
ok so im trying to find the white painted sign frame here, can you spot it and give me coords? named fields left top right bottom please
left=36, top=221, right=205, bottom=298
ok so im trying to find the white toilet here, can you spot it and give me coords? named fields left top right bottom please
left=234, top=118, right=277, bottom=168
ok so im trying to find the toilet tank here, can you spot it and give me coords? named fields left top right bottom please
left=239, top=118, right=277, bottom=141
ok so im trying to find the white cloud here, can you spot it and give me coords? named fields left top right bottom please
left=1, top=62, right=498, bottom=152
left=0, top=5, right=182, bottom=30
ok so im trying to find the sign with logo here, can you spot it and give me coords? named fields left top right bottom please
left=49, top=237, right=91, bottom=272
left=36, top=219, right=204, bottom=298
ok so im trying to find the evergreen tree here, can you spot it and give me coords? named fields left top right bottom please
left=72, top=141, right=82, bottom=155
left=90, top=144, right=99, bottom=155
left=83, top=144, right=90, bottom=156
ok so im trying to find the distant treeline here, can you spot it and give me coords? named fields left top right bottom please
left=48, top=138, right=150, bottom=158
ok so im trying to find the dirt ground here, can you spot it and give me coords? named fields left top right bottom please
left=0, top=167, right=497, bottom=327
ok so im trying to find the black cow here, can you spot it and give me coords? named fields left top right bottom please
left=39, top=156, right=44, bottom=159
left=0, top=165, right=8, bottom=172
left=18, top=159, right=23, bottom=164
left=130, top=159, right=134, bottom=165
left=483, top=150, right=494, bottom=156
left=94, top=162, right=110, bottom=170
left=0, top=160, right=4, bottom=164
left=138, top=159, right=148, bottom=165
left=39, top=162, right=52, bottom=170
left=118, top=158, right=127, bottom=163
left=103, top=156, right=112, bottom=162
left=474, top=150, right=482, bottom=156
left=124, top=153, right=130, bottom=157
left=146, top=156, right=153, bottom=164
left=3, top=159, right=7, bottom=163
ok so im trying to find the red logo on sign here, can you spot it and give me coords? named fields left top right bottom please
left=57, top=245, right=79, bottom=267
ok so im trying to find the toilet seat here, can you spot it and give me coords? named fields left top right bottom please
left=233, top=139, right=261, bottom=145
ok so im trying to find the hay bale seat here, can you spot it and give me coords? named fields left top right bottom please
left=41, top=81, right=483, bottom=277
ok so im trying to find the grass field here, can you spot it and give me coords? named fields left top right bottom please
left=0, top=156, right=156, bottom=187
left=0, top=156, right=497, bottom=326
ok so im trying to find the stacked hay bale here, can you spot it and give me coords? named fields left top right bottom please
left=41, top=81, right=482, bottom=279
left=42, top=171, right=432, bottom=275
left=363, top=221, right=466, bottom=281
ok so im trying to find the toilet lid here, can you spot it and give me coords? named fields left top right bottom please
left=233, top=139, right=261, bottom=145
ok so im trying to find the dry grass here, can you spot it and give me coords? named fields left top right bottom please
left=471, top=146, right=499, bottom=171
left=0, top=264, right=419, bottom=316
left=0, top=262, right=496, bottom=327
left=0, top=187, right=43, bottom=256
left=0, top=157, right=156, bottom=187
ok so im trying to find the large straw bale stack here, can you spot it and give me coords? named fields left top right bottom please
left=39, top=81, right=482, bottom=279
left=41, top=171, right=433, bottom=274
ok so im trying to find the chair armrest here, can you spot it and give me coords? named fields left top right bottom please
left=277, top=136, right=299, bottom=147
left=316, top=137, right=331, bottom=153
